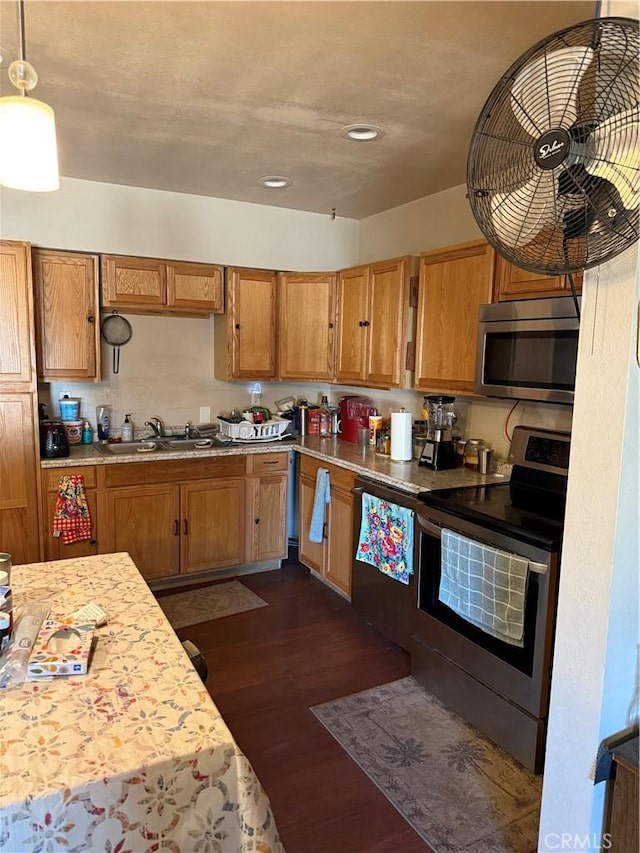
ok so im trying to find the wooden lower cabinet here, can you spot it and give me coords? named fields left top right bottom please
left=181, top=479, right=245, bottom=573
left=298, top=455, right=355, bottom=597
left=246, top=452, right=288, bottom=562
left=102, top=484, right=180, bottom=581
left=0, top=393, right=40, bottom=565
left=41, top=466, right=99, bottom=561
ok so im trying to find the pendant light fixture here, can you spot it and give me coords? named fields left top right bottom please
left=0, top=0, right=59, bottom=191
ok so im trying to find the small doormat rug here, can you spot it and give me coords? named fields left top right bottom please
left=157, top=580, right=268, bottom=629
left=311, top=676, right=541, bottom=852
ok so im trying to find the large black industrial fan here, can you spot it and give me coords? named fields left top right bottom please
left=467, top=17, right=639, bottom=279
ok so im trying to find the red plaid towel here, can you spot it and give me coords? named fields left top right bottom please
left=52, top=475, right=92, bottom=544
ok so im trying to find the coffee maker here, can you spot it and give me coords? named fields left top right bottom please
left=419, top=395, right=456, bottom=470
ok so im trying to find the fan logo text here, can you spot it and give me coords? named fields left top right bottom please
left=538, top=139, right=564, bottom=160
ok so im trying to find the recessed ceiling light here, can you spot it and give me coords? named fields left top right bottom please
left=258, top=175, right=292, bottom=189
left=340, top=124, right=385, bottom=142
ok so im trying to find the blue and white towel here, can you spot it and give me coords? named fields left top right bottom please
left=439, top=529, right=531, bottom=646
left=356, top=493, right=414, bottom=585
left=309, top=468, right=331, bottom=543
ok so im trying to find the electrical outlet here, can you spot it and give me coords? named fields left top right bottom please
left=199, top=406, right=211, bottom=424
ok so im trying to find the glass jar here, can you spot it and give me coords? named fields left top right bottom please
left=463, top=439, right=484, bottom=470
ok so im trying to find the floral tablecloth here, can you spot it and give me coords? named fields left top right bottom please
left=0, top=553, right=284, bottom=852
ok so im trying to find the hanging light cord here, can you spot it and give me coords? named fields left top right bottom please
left=17, top=0, right=26, bottom=66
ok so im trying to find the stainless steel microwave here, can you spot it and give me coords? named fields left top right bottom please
left=475, top=296, right=580, bottom=405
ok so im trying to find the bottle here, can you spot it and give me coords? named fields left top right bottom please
left=318, top=395, right=331, bottom=437
left=96, top=406, right=110, bottom=441
left=121, top=413, right=134, bottom=442
left=0, top=570, right=12, bottom=653
left=298, top=400, right=309, bottom=437
left=82, top=421, right=93, bottom=444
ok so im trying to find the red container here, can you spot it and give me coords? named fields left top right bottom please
left=339, top=396, right=375, bottom=442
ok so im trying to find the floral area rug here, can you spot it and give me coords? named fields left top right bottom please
left=157, top=580, right=268, bottom=629
left=311, top=676, right=541, bottom=852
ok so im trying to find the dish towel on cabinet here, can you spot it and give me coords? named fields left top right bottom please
left=309, top=468, right=331, bottom=543
left=356, top=493, right=414, bottom=585
left=439, top=528, right=531, bottom=647
left=52, top=475, right=92, bottom=544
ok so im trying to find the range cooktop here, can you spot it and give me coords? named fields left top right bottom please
left=418, top=426, right=571, bottom=550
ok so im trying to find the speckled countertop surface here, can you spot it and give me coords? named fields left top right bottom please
left=42, top=436, right=510, bottom=493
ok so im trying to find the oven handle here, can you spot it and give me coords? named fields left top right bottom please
left=416, top=511, right=548, bottom=575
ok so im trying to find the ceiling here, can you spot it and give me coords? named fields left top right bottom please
left=0, top=0, right=595, bottom=219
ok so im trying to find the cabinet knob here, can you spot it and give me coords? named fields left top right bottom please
left=89, top=539, right=97, bottom=545
left=174, top=519, right=179, bottom=536
left=362, top=320, right=370, bottom=327
left=183, top=518, right=189, bottom=535
left=328, top=322, right=334, bottom=329
left=255, top=518, right=260, bottom=525
left=87, top=314, right=95, bottom=324
left=235, top=323, right=241, bottom=330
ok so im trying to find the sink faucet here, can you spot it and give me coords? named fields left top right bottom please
left=144, top=416, right=165, bottom=437
left=184, top=422, right=200, bottom=439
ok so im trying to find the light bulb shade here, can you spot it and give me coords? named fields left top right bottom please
left=0, top=95, right=59, bottom=191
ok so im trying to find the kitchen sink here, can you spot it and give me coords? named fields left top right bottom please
left=162, top=438, right=215, bottom=451
left=96, top=440, right=163, bottom=455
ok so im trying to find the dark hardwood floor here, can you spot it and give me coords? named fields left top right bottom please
left=172, top=558, right=431, bottom=853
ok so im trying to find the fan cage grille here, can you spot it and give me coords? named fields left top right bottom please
left=467, top=17, right=639, bottom=275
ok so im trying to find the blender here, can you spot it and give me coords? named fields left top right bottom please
left=419, top=395, right=457, bottom=470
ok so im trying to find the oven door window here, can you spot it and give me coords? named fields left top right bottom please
left=418, top=532, right=540, bottom=676
left=484, top=329, right=578, bottom=392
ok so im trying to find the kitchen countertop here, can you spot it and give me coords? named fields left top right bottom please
left=42, top=436, right=509, bottom=493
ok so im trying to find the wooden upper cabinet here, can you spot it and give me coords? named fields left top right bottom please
left=336, top=265, right=369, bottom=384
left=278, top=272, right=337, bottom=381
left=0, top=241, right=35, bottom=388
left=102, top=254, right=223, bottom=314
left=33, top=249, right=100, bottom=382
left=214, top=267, right=277, bottom=381
left=336, top=257, right=415, bottom=389
left=493, top=253, right=583, bottom=301
left=415, top=240, right=495, bottom=395
left=166, top=262, right=223, bottom=312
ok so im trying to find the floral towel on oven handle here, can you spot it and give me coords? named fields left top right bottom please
left=356, top=493, right=414, bottom=584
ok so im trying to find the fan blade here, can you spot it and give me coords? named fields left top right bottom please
left=584, top=105, right=640, bottom=210
left=511, top=47, right=594, bottom=137
left=491, top=171, right=557, bottom=248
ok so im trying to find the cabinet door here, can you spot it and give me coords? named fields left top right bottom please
left=102, top=255, right=166, bottom=309
left=493, top=254, right=570, bottom=301
left=325, top=480, right=355, bottom=597
left=0, top=241, right=34, bottom=388
left=166, top=262, right=224, bottom=313
left=415, top=240, right=495, bottom=394
left=218, top=268, right=277, bottom=380
left=336, top=266, right=369, bottom=384
left=248, top=474, right=288, bottom=562
left=44, top=489, right=98, bottom=561
left=33, top=250, right=100, bottom=381
left=0, top=394, right=40, bottom=564
left=102, top=484, right=179, bottom=580
left=366, top=257, right=409, bottom=388
left=278, top=272, right=336, bottom=381
left=298, top=474, right=324, bottom=573
left=181, top=478, right=245, bottom=573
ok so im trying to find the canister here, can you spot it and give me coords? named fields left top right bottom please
left=59, top=395, right=80, bottom=420
left=463, top=439, right=484, bottom=470
left=63, top=420, right=84, bottom=445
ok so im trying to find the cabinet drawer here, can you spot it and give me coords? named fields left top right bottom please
left=247, top=451, right=289, bottom=474
left=44, top=466, right=97, bottom=492
left=103, top=456, right=246, bottom=488
left=299, top=454, right=356, bottom=493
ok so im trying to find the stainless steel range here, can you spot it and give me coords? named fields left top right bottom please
left=411, top=425, right=570, bottom=773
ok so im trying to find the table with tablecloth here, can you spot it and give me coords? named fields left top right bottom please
left=0, top=552, right=284, bottom=852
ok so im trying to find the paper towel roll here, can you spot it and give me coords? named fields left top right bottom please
left=390, top=410, right=413, bottom=461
